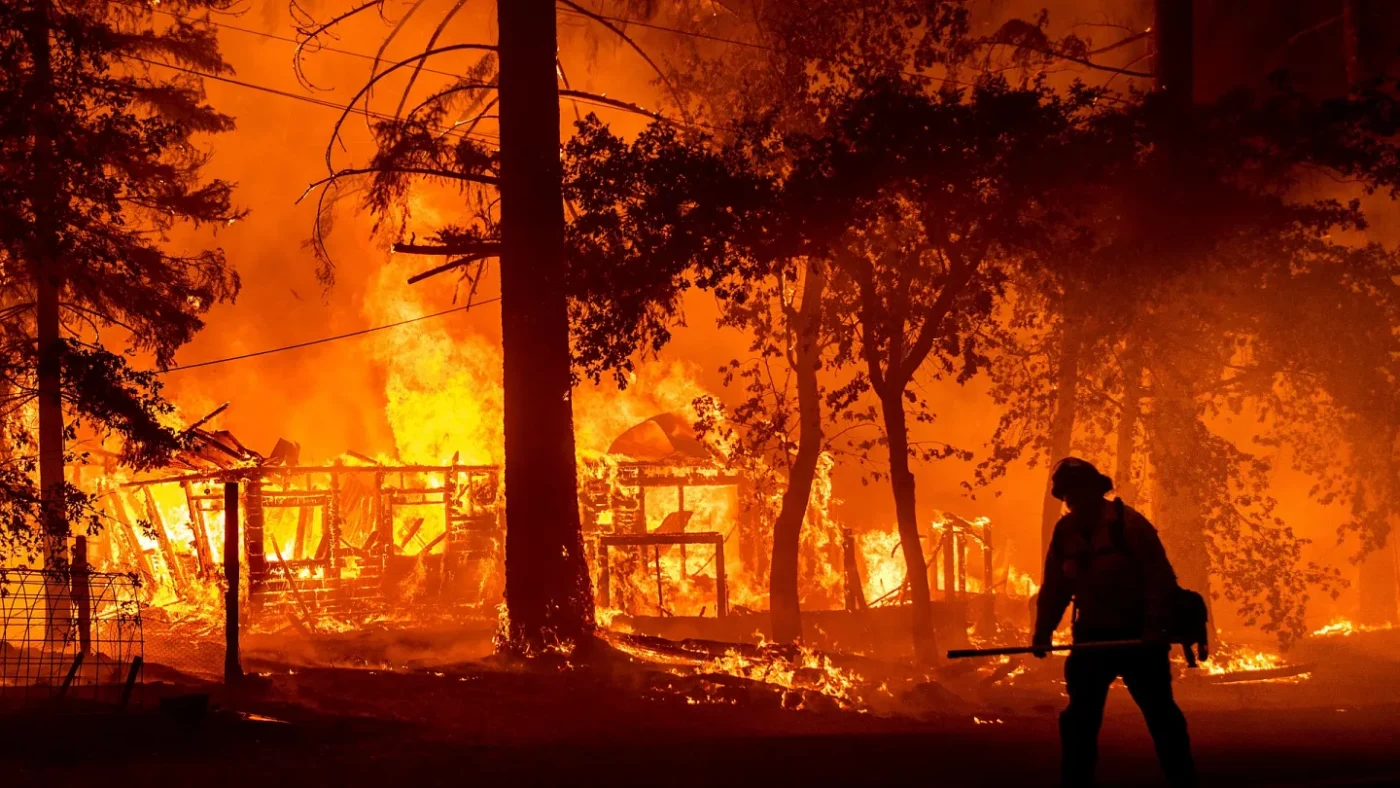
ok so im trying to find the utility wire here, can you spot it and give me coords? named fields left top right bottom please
left=133, top=1, right=488, bottom=87
left=554, top=4, right=1139, bottom=101
left=132, top=56, right=500, bottom=142
left=161, top=297, right=500, bottom=373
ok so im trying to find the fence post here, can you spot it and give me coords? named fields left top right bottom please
left=72, top=534, right=91, bottom=655
left=224, top=479, right=242, bottom=684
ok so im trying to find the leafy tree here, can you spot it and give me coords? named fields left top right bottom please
left=978, top=82, right=1400, bottom=644
left=773, top=75, right=1103, bottom=661
left=0, top=0, right=241, bottom=570
left=648, top=0, right=977, bottom=645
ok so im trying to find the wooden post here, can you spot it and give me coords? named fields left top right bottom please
left=654, top=546, right=664, bottom=613
left=326, top=461, right=342, bottom=569
left=444, top=462, right=458, bottom=550
left=72, top=535, right=90, bottom=655
left=223, top=480, right=242, bottom=684
left=982, top=519, right=996, bottom=630
left=181, top=480, right=214, bottom=577
left=842, top=528, right=868, bottom=612
left=942, top=524, right=957, bottom=600
left=245, top=475, right=267, bottom=585
left=598, top=540, right=611, bottom=607
left=958, top=530, right=968, bottom=595
left=715, top=537, right=728, bottom=618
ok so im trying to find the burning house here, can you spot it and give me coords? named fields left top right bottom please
left=51, top=400, right=1048, bottom=675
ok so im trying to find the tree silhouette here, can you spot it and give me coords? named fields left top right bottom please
left=295, top=0, right=714, bottom=652
left=978, top=82, right=1400, bottom=644
left=0, top=0, right=241, bottom=568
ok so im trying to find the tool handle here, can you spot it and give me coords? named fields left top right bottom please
left=946, top=639, right=1146, bottom=659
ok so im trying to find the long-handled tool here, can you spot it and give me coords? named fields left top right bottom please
left=947, top=639, right=1147, bottom=659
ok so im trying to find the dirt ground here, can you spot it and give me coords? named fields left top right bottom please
left=4, top=666, right=1399, bottom=786
left=4, top=626, right=1398, bottom=787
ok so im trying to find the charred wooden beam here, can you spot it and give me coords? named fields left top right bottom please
left=598, top=532, right=728, bottom=618
left=420, top=530, right=448, bottom=555
left=185, top=401, right=230, bottom=433
left=143, top=486, right=188, bottom=597
left=326, top=461, right=342, bottom=568
left=632, top=473, right=742, bottom=488
left=245, top=476, right=267, bottom=585
left=181, top=480, right=215, bottom=578
left=293, top=505, right=313, bottom=561
left=398, top=517, right=426, bottom=550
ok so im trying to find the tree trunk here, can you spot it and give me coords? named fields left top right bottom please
left=497, top=0, right=594, bottom=652
left=1358, top=428, right=1398, bottom=626
left=23, top=0, right=69, bottom=630
left=1150, top=398, right=1211, bottom=598
left=1040, top=325, right=1082, bottom=558
left=1342, top=1, right=1393, bottom=625
left=1153, top=0, right=1194, bottom=103
left=1114, top=344, right=1144, bottom=505
left=880, top=387, right=937, bottom=663
left=1343, top=0, right=1366, bottom=89
left=770, top=261, right=826, bottom=644
left=1359, top=533, right=1398, bottom=625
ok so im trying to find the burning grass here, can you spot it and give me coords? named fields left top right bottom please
left=604, top=632, right=876, bottom=712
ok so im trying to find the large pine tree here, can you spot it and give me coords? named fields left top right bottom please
left=0, top=0, right=240, bottom=566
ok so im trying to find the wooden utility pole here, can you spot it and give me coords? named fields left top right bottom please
left=224, top=480, right=242, bottom=683
left=496, top=0, right=595, bottom=651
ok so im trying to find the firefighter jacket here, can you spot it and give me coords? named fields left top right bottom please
left=1034, top=500, right=1178, bottom=644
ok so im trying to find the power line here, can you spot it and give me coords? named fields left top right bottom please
left=554, top=4, right=1137, bottom=102
left=139, top=3, right=480, bottom=86
left=558, top=4, right=771, bottom=52
left=553, top=4, right=974, bottom=92
left=161, top=297, right=501, bottom=373
left=133, top=56, right=500, bottom=143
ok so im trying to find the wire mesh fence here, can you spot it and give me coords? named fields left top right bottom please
left=0, top=566, right=143, bottom=705
left=142, top=606, right=226, bottom=678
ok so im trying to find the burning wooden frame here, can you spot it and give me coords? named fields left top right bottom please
left=115, top=461, right=503, bottom=626
left=583, top=459, right=754, bottom=619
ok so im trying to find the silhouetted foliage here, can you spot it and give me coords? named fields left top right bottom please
left=0, top=0, right=241, bottom=562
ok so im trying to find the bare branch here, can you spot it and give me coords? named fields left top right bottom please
left=394, top=0, right=474, bottom=120
left=324, top=44, right=498, bottom=173
left=393, top=241, right=502, bottom=256
left=407, top=253, right=496, bottom=285
left=292, top=0, right=384, bottom=91
left=555, top=0, right=692, bottom=123
left=298, top=166, right=499, bottom=205
left=558, top=88, right=666, bottom=122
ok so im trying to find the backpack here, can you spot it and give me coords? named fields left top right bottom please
left=1107, top=500, right=1210, bottom=667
